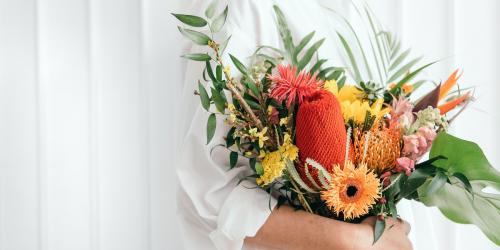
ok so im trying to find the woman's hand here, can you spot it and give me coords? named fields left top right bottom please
left=356, top=216, right=413, bottom=250
left=244, top=206, right=412, bottom=250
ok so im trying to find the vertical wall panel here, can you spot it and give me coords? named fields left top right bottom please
left=143, top=0, right=183, bottom=249
left=37, top=0, right=91, bottom=249
left=0, top=1, right=40, bottom=249
left=89, top=0, right=149, bottom=249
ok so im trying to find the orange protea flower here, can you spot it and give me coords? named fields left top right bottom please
left=353, top=123, right=402, bottom=173
left=268, top=64, right=321, bottom=108
left=321, top=161, right=381, bottom=220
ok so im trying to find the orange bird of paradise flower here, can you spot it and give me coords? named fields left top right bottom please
left=437, top=69, right=472, bottom=115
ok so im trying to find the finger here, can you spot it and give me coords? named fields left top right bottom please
left=397, top=218, right=411, bottom=235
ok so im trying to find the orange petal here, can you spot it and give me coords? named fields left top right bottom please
left=439, top=69, right=463, bottom=101
left=438, top=92, right=471, bottom=115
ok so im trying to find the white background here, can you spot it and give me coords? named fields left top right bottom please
left=0, top=0, right=499, bottom=250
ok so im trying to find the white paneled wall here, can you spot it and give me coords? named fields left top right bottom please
left=0, top=0, right=184, bottom=249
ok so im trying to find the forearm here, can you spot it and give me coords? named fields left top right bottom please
left=244, top=205, right=359, bottom=250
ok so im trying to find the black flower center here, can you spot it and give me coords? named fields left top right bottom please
left=346, top=185, right=358, bottom=197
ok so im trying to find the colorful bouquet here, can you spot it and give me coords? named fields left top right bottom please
left=174, top=2, right=500, bottom=245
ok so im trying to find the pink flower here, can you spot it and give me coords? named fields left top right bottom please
left=395, top=157, right=416, bottom=176
left=392, top=96, right=414, bottom=116
left=402, top=126, right=438, bottom=160
left=268, top=65, right=321, bottom=108
left=417, top=126, right=437, bottom=141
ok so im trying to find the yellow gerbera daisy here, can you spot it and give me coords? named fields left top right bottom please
left=321, top=161, right=381, bottom=220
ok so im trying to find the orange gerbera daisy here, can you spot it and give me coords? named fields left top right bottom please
left=321, top=161, right=381, bottom=220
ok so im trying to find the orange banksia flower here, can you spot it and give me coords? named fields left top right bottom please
left=353, top=123, right=402, bottom=173
left=295, top=90, right=349, bottom=188
left=321, top=161, right=381, bottom=220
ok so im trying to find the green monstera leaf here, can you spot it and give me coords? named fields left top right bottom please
left=418, top=132, right=500, bottom=245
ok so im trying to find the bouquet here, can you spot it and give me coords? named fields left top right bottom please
left=173, top=2, right=500, bottom=245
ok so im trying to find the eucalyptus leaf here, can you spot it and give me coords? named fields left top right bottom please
left=230, top=151, right=238, bottom=169
left=373, top=218, right=386, bottom=245
left=229, top=54, right=248, bottom=75
left=211, top=88, right=226, bottom=113
left=182, top=53, right=211, bottom=61
left=178, top=26, right=211, bottom=45
left=205, top=0, right=218, bottom=19
left=198, top=81, right=210, bottom=111
left=172, top=13, right=207, bottom=27
left=206, top=113, right=216, bottom=144
left=211, top=6, right=228, bottom=33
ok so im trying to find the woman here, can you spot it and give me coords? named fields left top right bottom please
left=176, top=1, right=412, bottom=249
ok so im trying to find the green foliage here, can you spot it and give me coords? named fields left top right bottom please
left=172, top=14, right=207, bottom=27
left=211, top=87, right=226, bottom=113
left=273, top=5, right=294, bottom=61
left=297, top=38, right=325, bottom=71
left=211, top=6, right=228, bottom=33
left=418, top=132, right=500, bottom=245
left=182, top=53, right=211, bottom=61
left=230, top=151, right=238, bottom=169
left=229, top=54, right=248, bottom=76
left=178, top=27, right=211, bottom=45
left=198, top=81, right=210, bottom=111
left=206, top=114, right=216, bottom=144
left=327, top=3, right=432, bottom=86
left=205, top=0, right=218, bottom=19
left=373, top=218, right=385, bottom=244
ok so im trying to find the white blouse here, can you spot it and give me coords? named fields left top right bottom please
left=175, top=1, right=493, bottom=250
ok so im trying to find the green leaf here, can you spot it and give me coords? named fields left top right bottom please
left=373, top=218, right=386, bottom=245
left=178, top=26, right=211, bottom=45
left=206, top=61, right=216, bottom=82
left=205, top=0, right=218, bottom=19
left=418, top=132, right=500, bottom=245
left=219, top=35, right=232, bottom=55
left=293, top=31, right=315, bottom=64
left=452, top=172, right=473, bottom=197
left=246, top=80, right=260, bottom=97
left=273, top=5, right=294, bottom=60
left=182, top=53, right=211, bottom=61
left=337, top=32, right=362, bottom=82
left=229, top=151, right=238, bottom=169
left=298, top=38, right=325, bottom=71
left=198, top=81, right=210, bottom=111
left=430, top=132, right=500, bottom=187
left=211, top=88, right=226, bottom=113
left=216, top=65, right=223, bottom=81
left=388, top=56, right=422, bottom=84
left=211, top=6, right=228, bottom=33
left=172, top=14, right=207, bottom=27
left=425, top=171, right=448, bottom=196
left=206, top=113, right=216, bottom=144
left=397, top=61, right=436, bottom=85
left=255, top=162, right=264, bottom=176
left=388, top=48, right=410, bottom=71
left=310, top=59, right=327, bottom=75
left=229, top=54, right=248, bottom=75
left=399, top=166, right=435, bottom=199
left=226, top=127, right=236, bottom=147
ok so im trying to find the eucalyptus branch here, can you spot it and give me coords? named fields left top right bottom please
left=209, top=41, right=265, bottom=131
